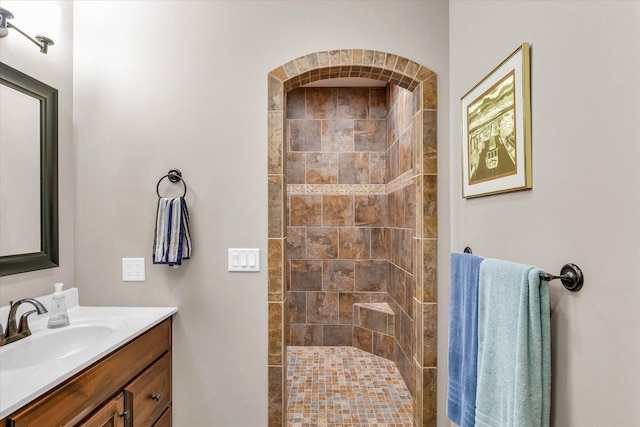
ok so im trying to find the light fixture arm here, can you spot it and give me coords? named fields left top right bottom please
left=0, top=7, right=54, bottom=54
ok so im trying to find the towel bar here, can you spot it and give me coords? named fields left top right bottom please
left=462, top=247, right=584, bottom=292
left=156, top=169, right=187, bottom=198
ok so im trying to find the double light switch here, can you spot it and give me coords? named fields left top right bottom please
left=228, top=248, right=260, bottom=272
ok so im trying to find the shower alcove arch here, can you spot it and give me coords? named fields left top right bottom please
left=267, top=49, right=438, bottom=427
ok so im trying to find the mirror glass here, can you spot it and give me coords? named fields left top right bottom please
left=1, top=84, right=41, bottom=255
left=0, top=62, right=58, bottom=276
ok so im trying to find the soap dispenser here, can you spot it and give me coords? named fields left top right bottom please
left=47, top=283, right=70, bottom=328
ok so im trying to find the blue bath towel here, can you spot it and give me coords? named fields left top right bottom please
left=153, top=197, right=192, bottom=266
left=476, top=259, right=551, bottom=427
left=447, top=252, right=484, bottom=427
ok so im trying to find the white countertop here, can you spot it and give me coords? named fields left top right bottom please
left=0, top=288, right=177, bottom=419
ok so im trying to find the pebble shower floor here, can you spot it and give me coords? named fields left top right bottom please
left=286, top=346, right=413, bottom=426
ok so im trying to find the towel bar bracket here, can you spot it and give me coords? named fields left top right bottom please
left=167, top=169, right=182, bottom=183
left=540, top=263, right=584, bottom=292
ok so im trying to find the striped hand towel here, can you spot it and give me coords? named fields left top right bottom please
left=153, top=197, right=192, bottom=266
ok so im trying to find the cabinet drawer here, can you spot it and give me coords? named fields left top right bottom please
left=125, top=352, right=171, bottom=427
left=8, top=319, right=171, bottom=427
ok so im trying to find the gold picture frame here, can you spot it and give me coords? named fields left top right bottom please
left=461, top=43, right=531, bottom=198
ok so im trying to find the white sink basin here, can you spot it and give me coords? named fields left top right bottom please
left=0, top=318, right=124, bottom=371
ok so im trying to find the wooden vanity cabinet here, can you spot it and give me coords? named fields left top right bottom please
left=5, top=318, right=172, bottom=427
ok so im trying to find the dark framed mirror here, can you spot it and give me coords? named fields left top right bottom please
left=0, top=62, right=58, bottom=276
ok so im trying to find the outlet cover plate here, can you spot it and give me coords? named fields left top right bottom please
left=122, top=258, right=145, bottom=281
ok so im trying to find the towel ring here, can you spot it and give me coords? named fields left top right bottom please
left=156, top=169, right=187, bottom=198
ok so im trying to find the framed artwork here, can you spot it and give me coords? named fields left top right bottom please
left=461, top=43, right=532, bottom=198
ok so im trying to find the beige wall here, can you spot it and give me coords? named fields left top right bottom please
left=0, top=0, right=74, bottom=303
left=448, top=1, right=640, bottom=426
left=73, top=2, right=449, bottom=426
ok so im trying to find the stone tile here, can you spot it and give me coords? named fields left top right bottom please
left=353, top=326, right=373, bottom=352
left=338, top=152, right=370, bottom=184
left=289, top=195, right=321, bottom=226
left=289, top=324, right=322, bottom=346
left=288, top=119, right=321, bottom=152
left=371, top=227, right=389, bottom=259
left=287, top=291, right=306, bottom=324
left=404, top=182, right=416, bottom=229
left=423, top=303, right=437, bottom=367
left=323, top=259, right=355, bottom=292
left=388, top=141, right=400, bottom=181
left=286, top=152, right=305, bottom=184
left=268, top=366, right=283, bottom=427
left=338, top=228, right=371, bottom=259
left=268, top=302, right=283, bottom=365
left=373, top=332, right=395, bottom=361
left=399, top=127, right=412, bottom=174
left=400, top=228, right=413, bottom=273
left=286, top=87, right=306, bottom=119
left=354, top=195, right=387, bottom=227
left=306, top=227, right=338, bottom=259
left=306, top=292, right=339, bottom=324
left=306, top=153, right=338, bottom=184
left=422, top=75, right=437, bottom=110
left=306, top=87, right=337, bottom=119
left=369, top=87, right=387, bottom=119
left=423, top=110, right=437, bottom=174
left=286, top=227, right=305, bottom=259
left=337, top=87, right=369, bottom=119
left=322, top=195, right=353, bottom=226
left=354, top=119, right=387, bottom=151
left=399, top=310, right=413, bottom=358
left=338, top=292, right=370, bottom=324
left=268, top=175, right=284, bottom=238
left=322, top=120, right=354, bottom=152
left=323, top=325, right=353, bottom=346
left=423, top=239, right=437, bottom=302
left=423, top=175, right=437, bottom=238
left=268, top=74, right=284, bottom=109
left=290, top=260, right=322, bottom=291
left=268, top=112, right=283, bottom=175
left=423, top=368, right=437, bottom=427
left=355, top=260, right=388, bottom=291
left=369, top=152, right=387, bottom=184
left=268, top=238, right=283, bottom=301
left=357, top=305, right=389, bottom=335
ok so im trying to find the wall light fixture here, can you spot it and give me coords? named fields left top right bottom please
left=0, top=6, right=54, bottom=54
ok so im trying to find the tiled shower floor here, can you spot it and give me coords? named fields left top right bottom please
left=286, top=346, right=413, bottom=426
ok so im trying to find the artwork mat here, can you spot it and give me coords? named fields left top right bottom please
left=461, top=43, right=531, bottom=198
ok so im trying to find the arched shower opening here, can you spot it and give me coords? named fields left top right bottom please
left=267, top=49, right=438, bottom=427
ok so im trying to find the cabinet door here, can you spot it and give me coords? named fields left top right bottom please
left=125, top=352, right=171, bottom=427
left=152, top=408, right=171, bottom=427
left=77, top=393, right=126, bottom=427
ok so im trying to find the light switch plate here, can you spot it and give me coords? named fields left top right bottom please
left=122, top=258, right=145, bottom=281
left=228, top=248, right=260, bottom=272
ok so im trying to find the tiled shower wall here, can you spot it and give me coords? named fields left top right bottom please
left=285, top=85, right=418, bottom=392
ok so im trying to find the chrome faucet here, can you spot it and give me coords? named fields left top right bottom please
left=1, top=298, right=48, bottom=346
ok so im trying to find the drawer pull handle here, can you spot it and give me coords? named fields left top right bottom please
left=151, top=393, right=162, bottom=401
left=118, top=410, right=129, bottom=419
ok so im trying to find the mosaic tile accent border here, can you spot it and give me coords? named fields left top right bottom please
left=287, top=170, right=415, bottom=196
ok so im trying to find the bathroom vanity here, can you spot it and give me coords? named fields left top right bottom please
left=0, top=289, right=177, bottom=427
